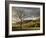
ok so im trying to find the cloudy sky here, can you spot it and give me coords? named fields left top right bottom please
left=12, top=7, right=40, bottom=18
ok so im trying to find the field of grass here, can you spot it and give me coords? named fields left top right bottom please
left=12, top=19, right=40, bottom=31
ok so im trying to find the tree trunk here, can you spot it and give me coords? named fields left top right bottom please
left=20, top=18, right=22, bottom=30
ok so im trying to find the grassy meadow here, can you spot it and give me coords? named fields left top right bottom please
left=12, top=19, right=40, bottom=31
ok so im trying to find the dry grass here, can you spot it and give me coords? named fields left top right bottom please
left=12, top=19, right=40, bottom=31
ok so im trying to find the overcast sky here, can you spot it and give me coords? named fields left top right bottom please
left=12, top=7, right=40, bottom=18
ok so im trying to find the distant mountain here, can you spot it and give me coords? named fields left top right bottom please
left=12, top=16, right=40, bottom=24
left=23, top=17, right=40, bottom=20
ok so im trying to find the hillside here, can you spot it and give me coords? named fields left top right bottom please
left=12, top=18, right=40, bottom=31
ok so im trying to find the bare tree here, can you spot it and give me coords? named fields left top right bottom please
left=16, top=8, right=25, bottom=30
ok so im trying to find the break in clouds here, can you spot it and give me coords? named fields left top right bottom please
left=12, top=7, right=40, bottom=18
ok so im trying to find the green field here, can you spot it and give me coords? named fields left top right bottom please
left=12, top=19, right=40, bottom=31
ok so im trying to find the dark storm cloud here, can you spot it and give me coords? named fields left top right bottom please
left=12, top=7, right=40, bottom=18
